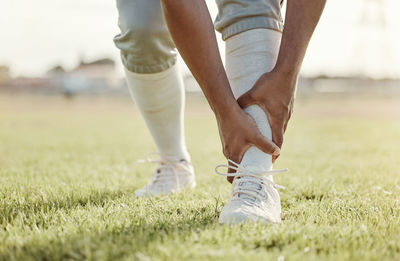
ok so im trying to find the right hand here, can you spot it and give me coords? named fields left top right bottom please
left=216, top=105, right=281, bottom=183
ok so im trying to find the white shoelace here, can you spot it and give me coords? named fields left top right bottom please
left=138, top=152, right=191, bottom=189
left=215, top=159, right=288, bottom=204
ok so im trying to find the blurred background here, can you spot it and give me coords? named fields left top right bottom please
left=0, top=0, right=399, bottom=97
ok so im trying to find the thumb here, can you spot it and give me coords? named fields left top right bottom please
left=237, top=91, right=255, bottom=109
left=253, top=133, right=281, bottom=156
left=272, top=154, right=280, bottom=163
left=271, top=122, right=284, bottom=149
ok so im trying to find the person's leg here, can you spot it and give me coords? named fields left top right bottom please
left=214, top=0, right=284, bottom=172
left=216, top=0, right=285, bottom=224
left=124, top=66, right=190, bottom=162
left=225, top=28, right=282, bottom=173
left=113, top=0, right=194, bottom=197
left=218, top=29, right=283, bottom=224
left=114, top=0, right=189, bottom=162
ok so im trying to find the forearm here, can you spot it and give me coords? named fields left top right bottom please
left=161, top=0, right=239, bottom=118
left=274, top=0, right=326, bottom=82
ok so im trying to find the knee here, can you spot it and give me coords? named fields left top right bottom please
left=114, top=17, right=177, bottom=73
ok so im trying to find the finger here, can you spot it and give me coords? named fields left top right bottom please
left=226, top=144, right=249, bottom=184
left=283, top=120, right=289, bottom=133
left=222, top=147, right=228, bottom=159
left=253, top=134, right=280, bottom=156
left=237, top=91, right=255, bottom=109
left=273, top=132, right=283, bottom=149
left=227, top=150, right=244, bottom=174
left=230, top=144, right=249, bottom=166
left=227, top=158, right=236, bottom=184
left=271, top=123, right=283, bottom=162
left=271, top=121, right=284, bottom=149
left=272, top=154, right=280, bottom=163
left=283, top=110, right=293, bottom=133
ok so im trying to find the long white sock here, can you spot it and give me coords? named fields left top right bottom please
left=225, top=28, right=282, bottom=173
left=125, top=64, right=190, bottom=161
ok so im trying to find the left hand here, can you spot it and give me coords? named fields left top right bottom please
left=237, top=69, right=297, bottom=162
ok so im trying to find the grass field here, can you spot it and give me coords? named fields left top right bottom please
left=0, top=95, right=399, bottom=261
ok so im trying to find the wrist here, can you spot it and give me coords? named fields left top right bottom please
left=269, top=67, right=298, bottom=94
left=213, top=99, right=241, bottom=121
left=271, top=65, right=298, bottom=80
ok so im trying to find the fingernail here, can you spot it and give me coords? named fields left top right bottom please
left=273, top=147, right=281, bottom=156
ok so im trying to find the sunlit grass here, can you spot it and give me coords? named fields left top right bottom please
left=0, top=96, right=399, bottom=260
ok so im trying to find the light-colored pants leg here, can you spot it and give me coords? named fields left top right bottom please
left=225, top=29, right=282, bottom=172
left=114, top=0, right=283, bottom=73
left=215, top=0, right=284, bottom=40
left=113, top=0, right=283, bottom=164
left=114, top=0, right=177, bottom=74
left=114, top=0, right=189, bottom=161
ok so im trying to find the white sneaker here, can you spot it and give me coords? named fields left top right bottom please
left=216, top=160, right=287, bottom=225
left=135, top=153, right=196, bottom=197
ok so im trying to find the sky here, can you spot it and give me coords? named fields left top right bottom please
left=0, top=0, right=399, bottom=79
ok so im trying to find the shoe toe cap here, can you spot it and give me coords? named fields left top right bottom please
left=219, top=208, right=250, bottom=224
left=134, top=188, right=149, bottom=197
left=219, top=202, right=280, bottom=225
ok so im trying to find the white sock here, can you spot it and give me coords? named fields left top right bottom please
left=125, top=64, right=190, bottom=161
left=225, top=28, right=282, bottom=172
